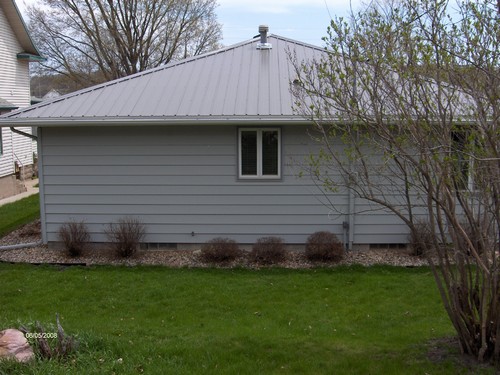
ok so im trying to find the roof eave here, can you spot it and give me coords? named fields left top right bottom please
left=2, top=0, right=44, bottom=58
left=17, top=52, right=47, bottom=62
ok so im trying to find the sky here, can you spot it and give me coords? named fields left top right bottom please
left=216, top=0, right=363, bottom=46
left=16, top=0, right=364, bottom=48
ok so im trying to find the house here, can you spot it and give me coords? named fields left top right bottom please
left=0, top=26, right=409, bottom=249
left=41, top=89, right=61, bottom=100
left=0, top=0, right=43, bottom=199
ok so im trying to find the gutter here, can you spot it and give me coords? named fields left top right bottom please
left=0, top=116, right=313, bottom=128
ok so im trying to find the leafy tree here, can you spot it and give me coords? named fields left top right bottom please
left=27, top=0, right=222, bottom=87
left=292, top=0, right=500, bottom=364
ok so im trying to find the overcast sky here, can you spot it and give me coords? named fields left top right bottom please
left=216, top=0, right=363, bottom=46
left=16, top=0, right=364, bottom=47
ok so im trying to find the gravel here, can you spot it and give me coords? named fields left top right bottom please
left=0, top=220, right=430, bottom=268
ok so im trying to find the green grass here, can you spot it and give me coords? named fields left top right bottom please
left=0, top=264, right=495, bottom=374
left=0, top=194, right=40, bottom=237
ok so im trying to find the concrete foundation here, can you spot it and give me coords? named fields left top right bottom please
left=0, top=174, right=27, bottom=200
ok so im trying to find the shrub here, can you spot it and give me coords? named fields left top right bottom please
left=305, top=231, right=344, bottom=262
left=58, top=220, right=90, bottom=257
left=19, top=220, right=41, bottom=238
left=105, top=216, right=146, bottom=258
left=250, top=236, right=286, bottom=264
left=201, top=237, right=241, bottom=263
left=408, top=221, right=433, bottom=257
left=20, top=313, right=78, bottom=361
left=456, top=220, right=489, bottom=256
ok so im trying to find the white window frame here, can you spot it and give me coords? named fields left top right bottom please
left=238, top=128, right=281, bottom=179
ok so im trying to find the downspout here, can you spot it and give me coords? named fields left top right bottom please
left=348, top=188, right=354, bottom=250
left=0, top=241, right=43, bottom=251
left=344, top=174, right=355, bottom=251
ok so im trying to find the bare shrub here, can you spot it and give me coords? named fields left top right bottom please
left=200, top=237, right=241, bottom=263
left=456, top=220, right=491, bottom=256
left=19, top=220, right=41, bottom=238
left=58, top=220, right=90, bottom=257
left=305, top=231, right=344, bottom=262
left=20, top=313, right=78, bottom=361
left=105, top=217, right=146, bottom=258
left=250, top=236, right=286, bottom=264
left=408, top=221, right=434, bottom=257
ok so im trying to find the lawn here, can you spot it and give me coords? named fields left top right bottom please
left=0, top=194, right=40, bottom=237
left=0, top=263, right=495, bottom=374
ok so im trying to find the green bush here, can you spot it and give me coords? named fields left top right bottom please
left=58, top=220, right=90, bottom=257
left=201, top=237, right=241, bottom=263
left=305, top=231, right=344, bottom=262
left=250, top=236, right=286, bottom=264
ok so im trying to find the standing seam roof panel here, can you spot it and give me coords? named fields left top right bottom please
left=191, top=49, right=219, bottom=115
left=221, top=46, right=244, bottom=116
left=91, top=81, right=130, bottom=117
left=238, top=42, right=258, bottom=115
left=204, top=46, right=232, bottom=116
left=257, top=49, right=270, bottom=115
left=151, top=64, right=186, bottom=116
left=176, top=53, right=213, bottom=115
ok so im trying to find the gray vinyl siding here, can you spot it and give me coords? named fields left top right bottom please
left=39, top=125, right=409, bottom=245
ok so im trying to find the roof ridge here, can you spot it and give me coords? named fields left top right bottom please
left=268, top=34, right=326, bottom=52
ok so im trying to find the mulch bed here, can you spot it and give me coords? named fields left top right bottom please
left=0, top=220, right=429, bottom=268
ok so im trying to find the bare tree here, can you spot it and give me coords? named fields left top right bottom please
left=27, top=0, right=222, bottom=87
left=292, top=0, right=500, bottom=364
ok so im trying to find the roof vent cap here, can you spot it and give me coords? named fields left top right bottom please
left=257, top=25, right=272, bottom=49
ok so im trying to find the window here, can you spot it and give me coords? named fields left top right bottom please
left=239, top=128, right=281, bottom=179
left=0, top=128, right=3, bottom=155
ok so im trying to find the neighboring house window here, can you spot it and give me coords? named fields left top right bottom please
left=239, top=128, right=281, bottom=179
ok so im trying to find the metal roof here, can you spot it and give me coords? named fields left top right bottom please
left=0, top=97, right=18, bottom=110
left=1, top=0, right=43, bottom=58
left=0, top=33, right=324, bottom=126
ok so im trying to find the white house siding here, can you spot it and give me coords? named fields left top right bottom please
left=39, top=125, right=412, bottom=246
left=0, top=4, right=34, bottom=178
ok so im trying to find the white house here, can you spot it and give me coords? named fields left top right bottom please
left=0, top=0, right=43, bottom=199
left=0, top=26, right=411, bottom=249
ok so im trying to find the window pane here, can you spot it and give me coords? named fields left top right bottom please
left=262, top=130, right=278, bottom=175
left=241, top=131, right=257, bottom=175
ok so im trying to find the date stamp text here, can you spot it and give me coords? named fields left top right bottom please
left=25, top=332, right=58, bottom=339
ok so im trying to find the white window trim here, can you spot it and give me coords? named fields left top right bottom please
left=238, top=128, right=281, bottom=179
